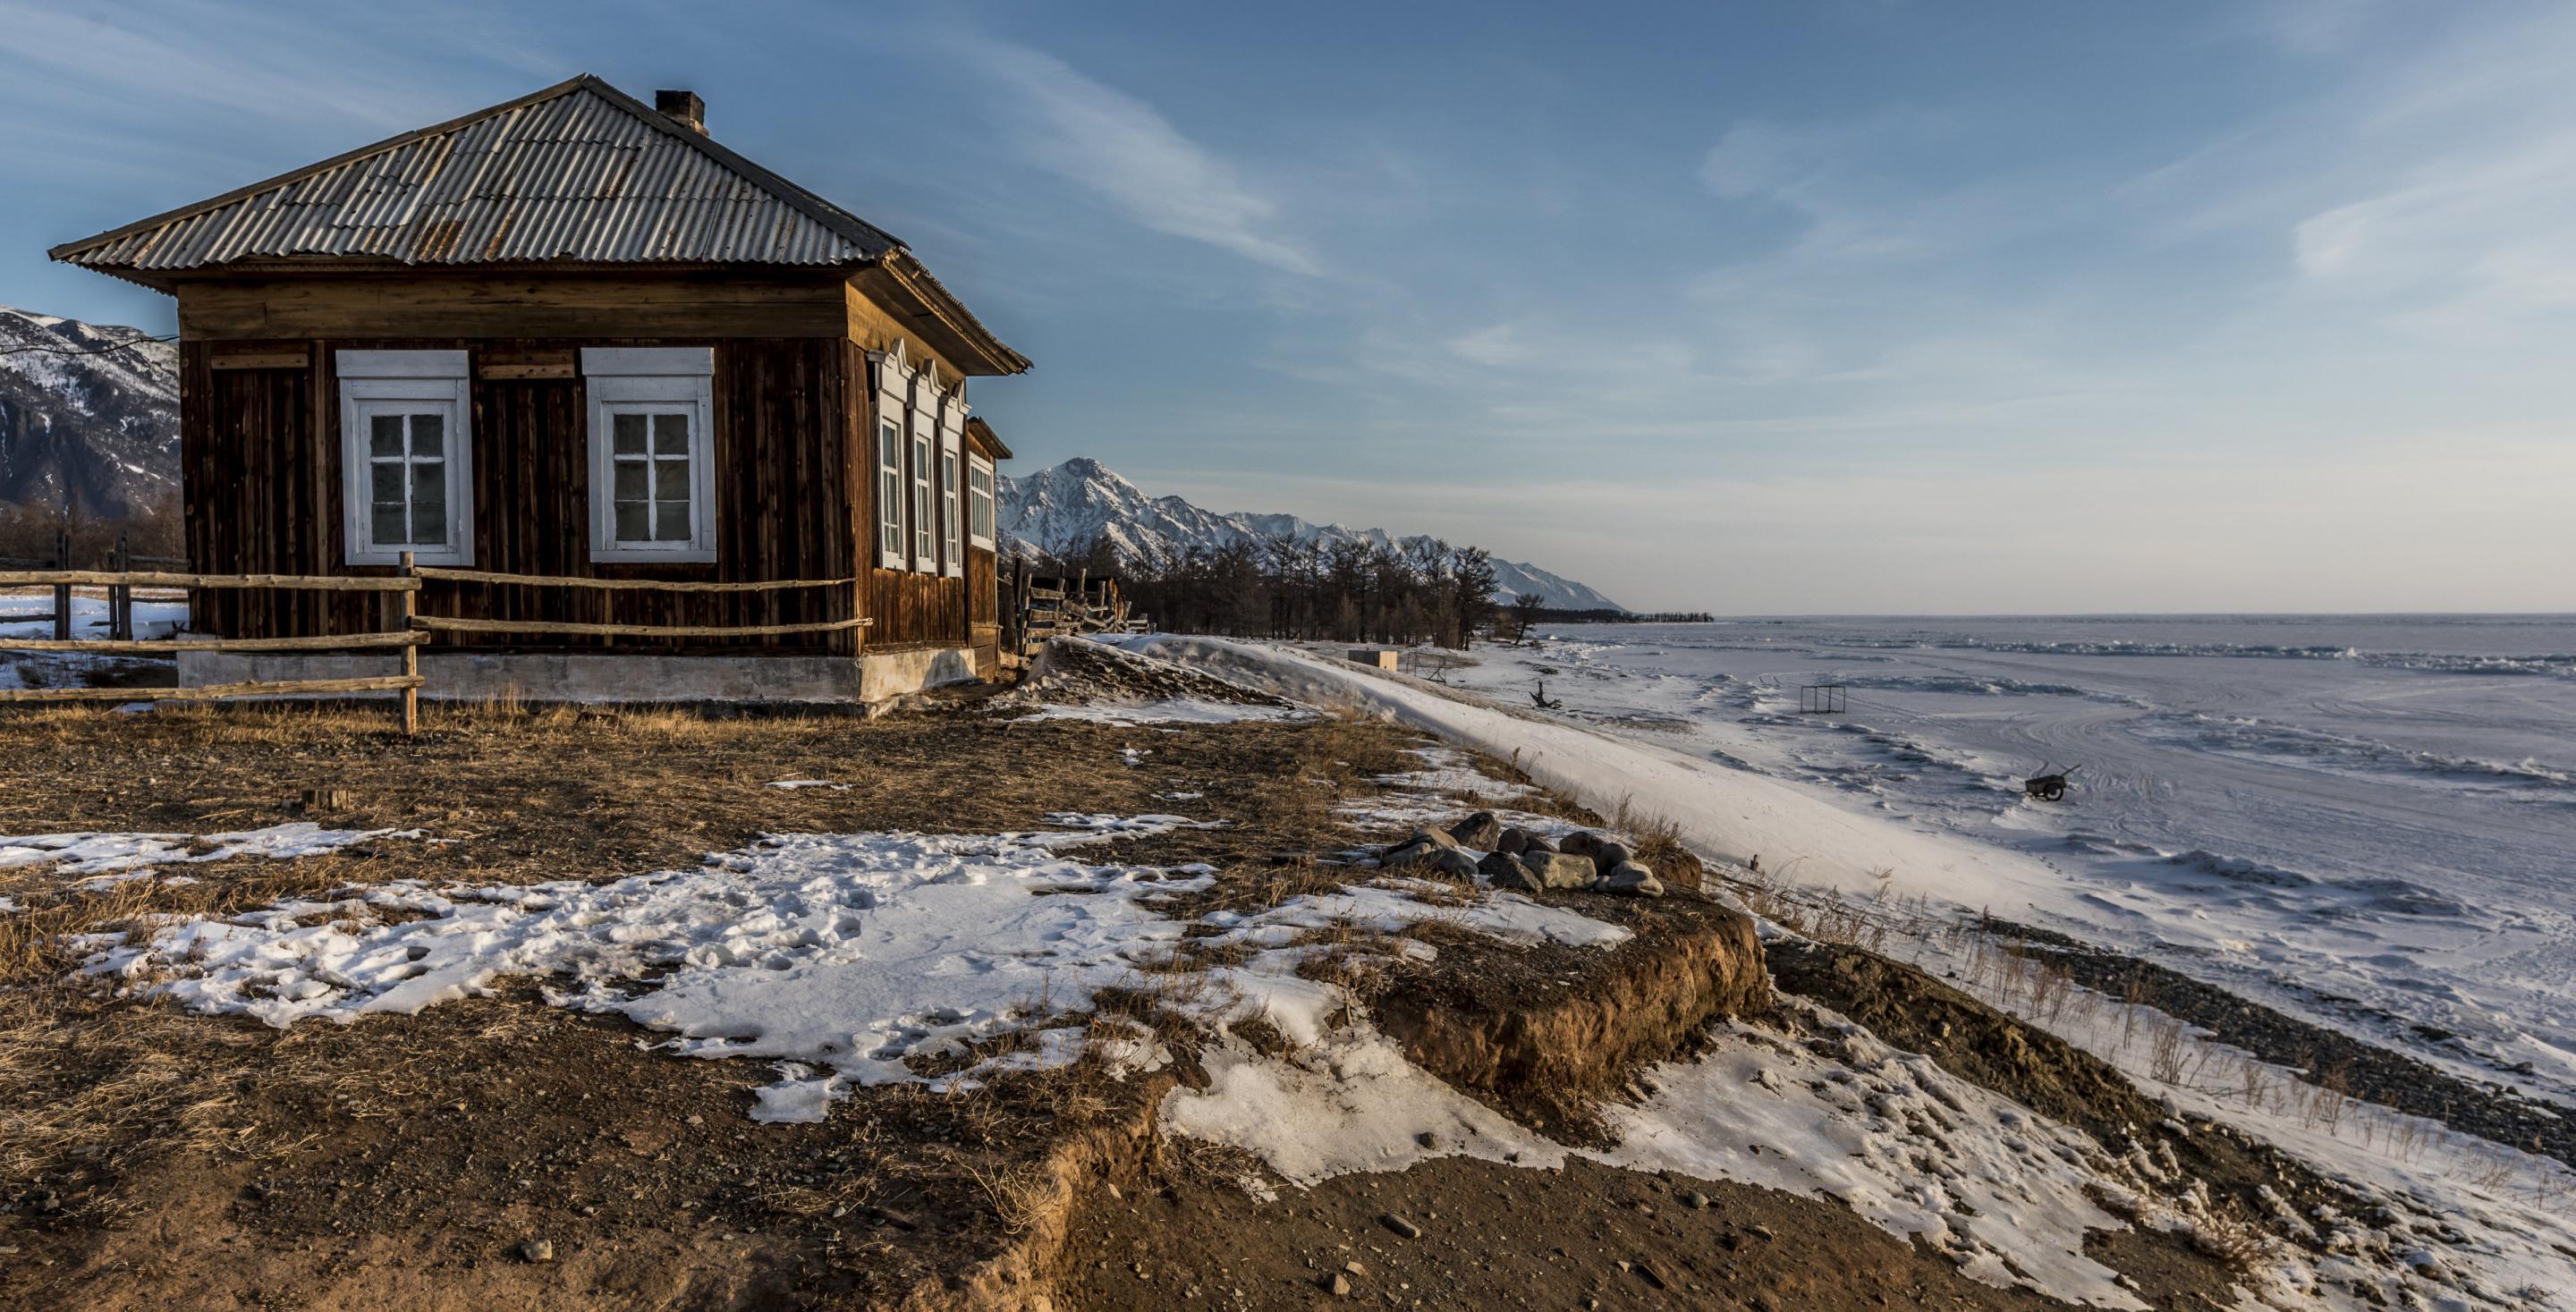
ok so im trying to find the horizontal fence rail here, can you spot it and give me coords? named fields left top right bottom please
left=0, top=570, right=419, bottom=591
left=0, top=631, right=428, bottom=655
left=0, top=675, right=424, bottom=703
left=412, top=615, right=871, bottom=639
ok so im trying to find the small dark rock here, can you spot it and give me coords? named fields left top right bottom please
left=515, top=1237, right=555, bottom=1264
left=1478, top=850, right=1543, bottom=892
left=1380, top=1214, right=1422, bottom=1240
left=1602, top=862, right=1664, bottom=896
left=1558, top=831, right=1600, bottom=859
left=1496, top=827, right=1530, bottom=857
left=1592, top=840, right=1635, bottom=874
left=1446, top=810, right=1503, bottom=850
left=1380, top=841, right=1439, bottom=870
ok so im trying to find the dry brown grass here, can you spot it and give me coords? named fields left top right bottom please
left=0, top=986, right=289, bottom=1217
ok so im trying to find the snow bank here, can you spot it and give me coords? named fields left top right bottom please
left=0, top=822, right=413, bottom=883
left=1156, top=1009, right=2156, bottom=1309
left=85, top=808, right=1635, bottom=1125
left=1109, top=636, right=2067, bottom=905
left=89, top=818, right=1216, bottom=1105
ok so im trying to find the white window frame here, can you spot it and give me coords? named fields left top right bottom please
left=967, top=453, right=996, bottom=551
left=337, top=350, right=473, bottom=566
left=581, top=348, right=716, bottom=563
left=939, top=410, right=964, bottom=579
left=909, top=387, right=936, bottom=572
left=875, top=413, right=906, bottom=570
left=873, top=348, right=910, bottom=570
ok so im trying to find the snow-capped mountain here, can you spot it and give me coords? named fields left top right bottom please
left=0, top=306, right=177, bottom=516
left=998, top=457, right=1624, bottom=611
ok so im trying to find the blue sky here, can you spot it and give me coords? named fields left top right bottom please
left=5, top=1, right=2571, bottom=613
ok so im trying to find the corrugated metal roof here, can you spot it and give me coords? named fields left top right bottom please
left=52, top=76, right=901, bottom=272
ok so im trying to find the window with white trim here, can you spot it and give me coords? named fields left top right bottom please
left=911, top=389, right=943, bottom=571
left=338, top=351, right=472, bottom=566
left=876, top=415, right=905, bottom=568
left=582, top=348, right=716, bottom=563
left=940, top=444, right=962, bottom=577
left=910, top=402, right=936, bottom=571
left=967, top=455, right=996, bottom=550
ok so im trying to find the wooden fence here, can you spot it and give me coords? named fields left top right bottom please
left=1004, top=561, right=1149, bottom=658
left=0, top=552, right=871, bottom=733
left=0, top=529, right=188, bottom=642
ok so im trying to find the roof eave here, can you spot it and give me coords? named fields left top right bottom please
left=874, top=253, right=1031, bottom=377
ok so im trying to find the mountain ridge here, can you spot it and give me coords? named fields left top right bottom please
left=0, top=305, right=177, bottom=516
left=996, top=457, right=1623, bottom=611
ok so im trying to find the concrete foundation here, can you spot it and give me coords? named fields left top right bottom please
left=178, top=647, right=979, bottom=705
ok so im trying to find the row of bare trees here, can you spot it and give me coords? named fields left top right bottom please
left=0, top=495, right=182, bottom=565
left=1054, top=533, right=1503, bottom=649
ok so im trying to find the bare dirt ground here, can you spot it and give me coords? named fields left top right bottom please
left=0, top=692, right=2273, bottom=1309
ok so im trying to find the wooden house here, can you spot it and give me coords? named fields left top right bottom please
left=49, top=75, right=1027, bottom=702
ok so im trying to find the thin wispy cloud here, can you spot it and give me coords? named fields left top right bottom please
left=956, top=37, right=1320, bottom=276
left=6, top=2, right=2572, bottom=611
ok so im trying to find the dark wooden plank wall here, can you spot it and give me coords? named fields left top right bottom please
left=181, top=337, right=877, bottom=654
left=968, top=547, right=999, bottom=675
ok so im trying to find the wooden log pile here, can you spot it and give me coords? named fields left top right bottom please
left=1004, top=562, right=1149, bottom=659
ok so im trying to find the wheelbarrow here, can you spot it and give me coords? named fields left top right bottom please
left=2023, top=764, right=2080, bottom=801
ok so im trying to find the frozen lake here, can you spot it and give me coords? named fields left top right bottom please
left=1446, top=615, right=2576, bottom=1103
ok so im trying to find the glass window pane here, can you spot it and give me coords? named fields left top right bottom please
left=653, top=412, right=690, bottom=455
left=409, top=462, right=445, bottom=546
left=655, top=456, right=691, bottom=504
left=655, top=502, right=690, bottom=542
left=369, top=414, right=403, bottom=458
left=371, top=503, right=405, bottom=545
left=411, top=412, right=444, bottom=458
left=880, top=422, right=900, bottom=466
left=614, top=502, right=648, bottom=543
left=614, top=411, right=647, bottom=456
left=370, top=462, right=404, bottom=504
left=614, top=461, right=648, bottom=501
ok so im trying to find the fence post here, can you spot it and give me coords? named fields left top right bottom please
left=51, top=528, right=71, bottom=642
left=109, top=532, right=132, bottom=641
left=399, top=551, right=419, bottom=736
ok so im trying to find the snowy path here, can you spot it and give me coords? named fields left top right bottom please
left=1120, top=624, right=2576, bottom=1108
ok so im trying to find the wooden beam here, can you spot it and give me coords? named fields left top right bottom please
left=412, top=566, right=857, bottom=593
left=208, top=347, right=311, bottom=370
left=0, top=632, right=426, bottom=654
left=0, top=571, right=418, bottom=591
left=412, top=615, right=871, bottom=639
left=177, top=274, right=848, bottom=340
left=0, top=674, right=422, bottom=703
left=479, top=360, right=576, bottom=380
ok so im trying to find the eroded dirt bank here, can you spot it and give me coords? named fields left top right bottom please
left=1369, top=899, right=1767, bottom=1141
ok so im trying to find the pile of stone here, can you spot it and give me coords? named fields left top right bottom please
left=1379, top=810, right=1665, bottom=897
